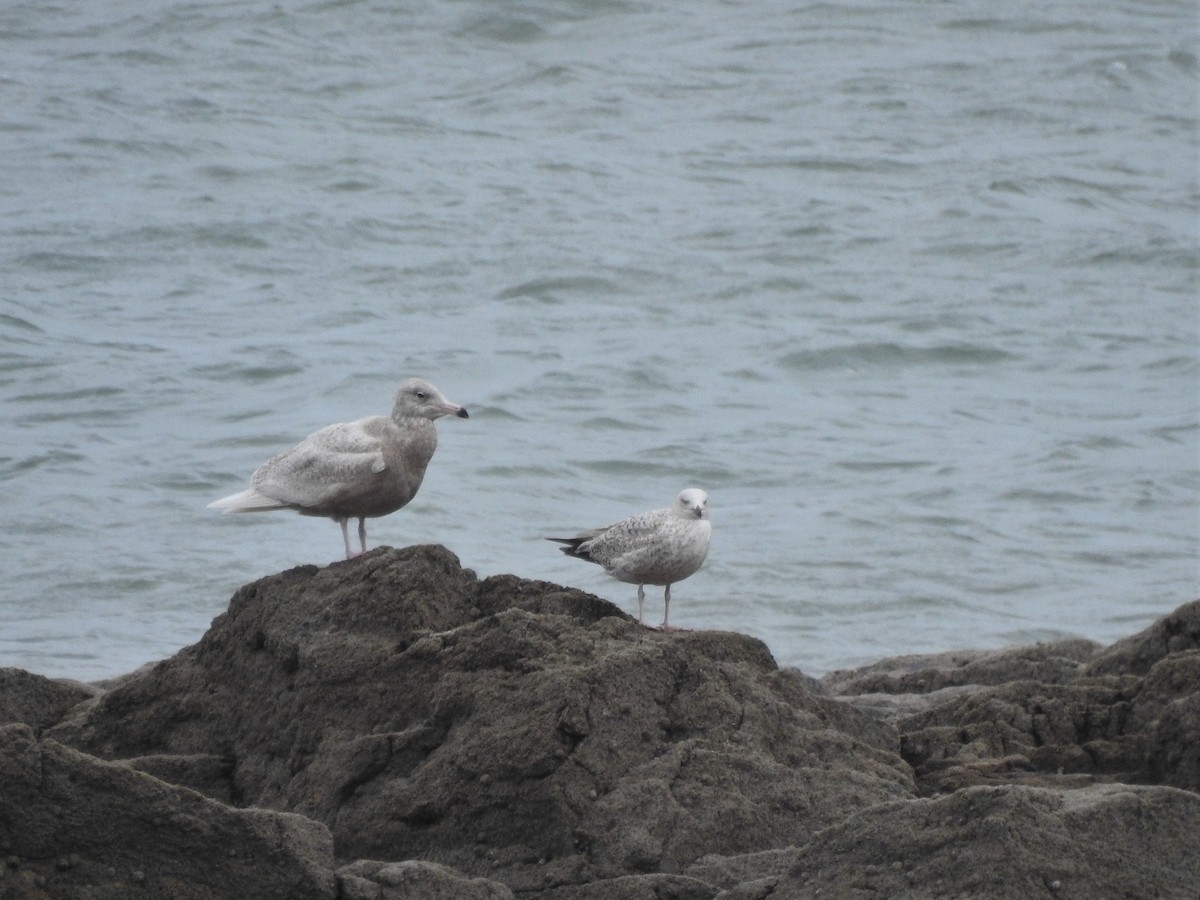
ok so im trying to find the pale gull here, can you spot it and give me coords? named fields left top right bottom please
left=208, top=377, right=468, bottom=559
left=549, top=488, right=712, bottom=630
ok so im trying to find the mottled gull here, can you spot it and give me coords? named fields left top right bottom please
left=549, top=488, right=711, bottom=629
left=208, top=377, right=468, bottom=558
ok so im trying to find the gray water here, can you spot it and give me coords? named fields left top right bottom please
left=2, top=0, right=1197, bottom=682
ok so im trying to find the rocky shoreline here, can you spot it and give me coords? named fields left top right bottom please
left=2, top=545, right=1197, bottom=899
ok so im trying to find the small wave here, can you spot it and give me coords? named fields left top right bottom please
left=324, top=178, right=378, bottom=193
left=748, top=155, right=917, bottom=174
left=477, top=464, right=563, bottom=479
left=1070, top=551, right=1124, bottom=567
left=11, top=385, right=123, bottom=403
left=724, top=368, right=771, bottom=383
left=105, top=49, right=176, bottom=66
left=580, top=416, right=656, bottom=432
left=455, top=13, right=546, bottom=44
left=196, top=164, right=246, bottom=181
left=0, top=450, right=89, bottom=480
left=940, top=17, right=1100, bottom=36
left=1140, top=355, right=1199, bottom=374
left=1149, top=422, right=1199, bottom=444
left=779, top=342, right=1016, bottom=371
left=190, top=362, right=305, bottom=383
left=0, top=314, right=44, bottom=333
left=1000, top=488, right=1098, bottom=505
left=469, top=406, right=526, bottom=422
left=74, top=135, right=192, bottom=158
left=898, top=514, right=974, bottom=529
left=16, top=251, right=114, bottom=272
left=578, top=459, right=681, bottom=478
left=838, top=459, right=935, bottom=472
left=921, top=240, right=1024, bottom=259
left=192, top=225, right=271, bottom=250
left=495, top=275, right=620, bottom=303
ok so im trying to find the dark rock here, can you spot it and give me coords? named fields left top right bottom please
left=2, top=548, right=1196, bottom=899
left=895, top=675, right=1142, bottom=793
left=337, top=859, right=514, bottom=899
left=1085, top=599, right=1200, bottom=676
left=534, top=872, right=717, bottom=899
left=0, top=669, right=96, bottom=732
left=122, top=752, right=238, bottom=803
left=43, top=546, right=913, bottom=892
left=0, top=722, right=336, bottom=900
left=765, top=783, right=1200, bottom=899
left=822, top=638, right=1100, bottom=697
left=683, top=849, right=798, bottom=890
left=824, top=603, right=1200, bottom=796
left=1130, top=649, right=1200, bottom=790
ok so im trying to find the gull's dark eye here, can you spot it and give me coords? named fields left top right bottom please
left=415, top=391, right=428, bottom=400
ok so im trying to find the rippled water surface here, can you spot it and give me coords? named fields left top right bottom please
left=2, top=0, right=1197, bottom=681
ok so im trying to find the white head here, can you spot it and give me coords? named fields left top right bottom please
left=675, top=488, right=709, bottom=520
left=392, top=378, right=469, bottom=421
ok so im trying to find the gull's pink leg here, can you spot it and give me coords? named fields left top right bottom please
left=338, top=518, right=356, bottom=559
left=637, top=584, right=646, bottom=626
left=660, top=583, right=687, bottom=631
left=357, top=517, right=368, bottom=555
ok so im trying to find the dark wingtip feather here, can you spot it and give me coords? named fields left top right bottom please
left=547, top=537, right=595, bottom=563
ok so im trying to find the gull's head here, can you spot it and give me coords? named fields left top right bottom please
left=393, top=378, right=469, bottom=421
left=676, top=488, right=709, bottom=520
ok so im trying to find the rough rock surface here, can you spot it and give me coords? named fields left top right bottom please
left=746, top=783, right=1200, bottom=899
left=823, top=599, right=1200, bottom=796
left=337, top=859, right=515, bottom=900
left=0, top=722, right=337, bottom=900
left=0, top=668, right=95, bottom=732
left=1, top=546, right=1197, bottom=899
left=40, top=546, right=912, bottom=894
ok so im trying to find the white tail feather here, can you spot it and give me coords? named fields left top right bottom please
left=207, top=488, right=288, bottom=513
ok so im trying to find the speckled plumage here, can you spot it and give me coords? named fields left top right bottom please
left=550, top=488, right=711, bottom=629
left=209, top=378, right=468, bottom=558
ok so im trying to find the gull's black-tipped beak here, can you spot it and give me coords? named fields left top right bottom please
left=456, top=407, right=469, bottom=419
